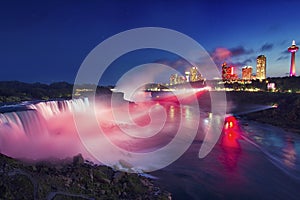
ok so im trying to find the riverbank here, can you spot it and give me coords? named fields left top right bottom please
left=226, top=91, right=300, bottom=134
left=0, top=153, right=171, bottom=199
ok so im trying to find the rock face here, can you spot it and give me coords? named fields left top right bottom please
left=72, top=154, right=85, bottom=166
left=0, top=154, right=171, bottom=200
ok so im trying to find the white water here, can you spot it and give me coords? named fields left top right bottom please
left=1, top=96, right=300, bottom=199
left=0, top=98, right=93, bottom=161
left=0, top=97, right=200, bottom=172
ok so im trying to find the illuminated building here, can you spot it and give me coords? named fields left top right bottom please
left=74, top=88, right=94, bottom=96
left=185, top=66, right=202, bottom=82
left=242, top=66, right=252, bottom=80
left=178, top=76, right=185, bottom=84
left=222, top=62, right=231, bottom=80
left=267, top=82, right=276, bottom=92
left=184, top=66, right=204, bottom=83
left=230, top=66, right=238, bottom=81
left=222, top=62, right=238, bottom=82
left=190, top=67, right=198, bottom=82
left=170, top=67, right=204, bottom=86
left=288, top=40, right=299, bottom=76
left=169, top=73, right=185, bottom=85
left=169, top=74, right=177, bottom=85
left=185, top=71, right=190, bottom=82
left=256, top=55, right=266, bottom=81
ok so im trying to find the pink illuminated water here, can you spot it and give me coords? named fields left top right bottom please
left=0, top=96, right=300, bottom=199
left=0, top=97, right=203, bottom=167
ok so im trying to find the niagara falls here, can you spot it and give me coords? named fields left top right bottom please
left=1, top=1, right=300, bottom=199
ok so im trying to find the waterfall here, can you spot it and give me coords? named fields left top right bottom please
left=0, top=110, right=48, bottom=136
left=27, top=98, right=90, bottom=120
left=0, top=97, right=92, bottom=160
left=0, top=98, right=90, bottom=136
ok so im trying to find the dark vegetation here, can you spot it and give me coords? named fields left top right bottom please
left=0, top=153, right=170, bottom=200
left=0, top=81, right=112, bottom=103
left=227, top=91, right=300, bottom=133
left=223, top=76, right=300, bottom=92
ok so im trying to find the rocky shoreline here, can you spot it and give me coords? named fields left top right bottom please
left=0, top=153, right=171, bottom=200
left=227, top=91, right=300, bottom=134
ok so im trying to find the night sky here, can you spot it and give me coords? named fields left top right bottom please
left=1, top=0, right=300, bottom=85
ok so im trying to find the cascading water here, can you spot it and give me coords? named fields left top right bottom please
left=0, top=98, right=89, bottom=135
left=0, top=110, right=48, bottom=136
left=27, top=98, right=90, bottom=120
left=0, top=98, right=91, bottom=160
left=0, top=95, right=203, bottom=172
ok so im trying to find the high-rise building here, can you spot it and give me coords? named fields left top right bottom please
left=191, top=67, right=203, bottom=82
left=222, top=62, right=238, bottom=81
left=288, top=40, right=299, bottom=76
left=190, top=67, right=198, bottom=82
left=242, top=66, right=253, bottom=80
left=222, top=62, right=229, bottom=80
left=256, top=55, right=266, bottom=80
left=185, top=66, right=203, bottom=82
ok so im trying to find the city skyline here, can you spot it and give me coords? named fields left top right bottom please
left=0, top=0, right=300, bottom=85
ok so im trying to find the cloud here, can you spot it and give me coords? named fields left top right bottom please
left=229, top=46, right=253, bottom=57
left=211, top=47, right=232, bottom=62
left=228, top=58, right=253, bottom=68
left=155, top=46, right=255, bottom=76
left=279, top=40, right=288, bottom=46
left=242, top=58, right=252, bottom=65
left=260, top=43, right=273, bottom=52
left=277, top=55, right=289, bottom=61
left=155, top=58, right=191, bottom=72
left=210, top=46, right=254, bottom=68
left=211, top=46, right=253, bottom=61
left=281, top=49, right=290, bottom=55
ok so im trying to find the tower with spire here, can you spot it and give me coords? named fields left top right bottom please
left=288, top=40, right=299, bottom=76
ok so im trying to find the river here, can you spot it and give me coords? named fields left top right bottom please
left=0, top=98, right=300, bottom=199
left=151, top=104, right=300, bottom=200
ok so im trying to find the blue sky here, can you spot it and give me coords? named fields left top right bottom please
left=0, top=0, right=300, bottom=85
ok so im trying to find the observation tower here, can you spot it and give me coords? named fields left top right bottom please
left=288, top=40, right=299, bottom=76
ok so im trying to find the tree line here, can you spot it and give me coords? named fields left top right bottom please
left=0, top=81, right=112, bottom=103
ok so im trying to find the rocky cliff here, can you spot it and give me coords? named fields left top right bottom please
left=0, top=153, right=171, bottom=200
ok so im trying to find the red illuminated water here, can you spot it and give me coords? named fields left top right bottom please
left=151, top=112, right=300, bottom=199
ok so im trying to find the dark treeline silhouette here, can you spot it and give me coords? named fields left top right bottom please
left=266, top=76, right=300, bottom=92
left=223, top=76, right=300, bottom=92
left=0, top=81, right=112, bottom=103
left=227, top=91, right=300, bottom=133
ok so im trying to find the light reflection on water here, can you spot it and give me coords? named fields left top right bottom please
left=282, top=136, right=297, bottom=169
left=151, top=103, right=300, bottom=199
left=242, top=121, right=300, bottom=173
left=1, top=99, right=300, bottom=198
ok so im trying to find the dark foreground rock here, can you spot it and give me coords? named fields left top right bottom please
left=0, top=153, right=171, bottom=200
